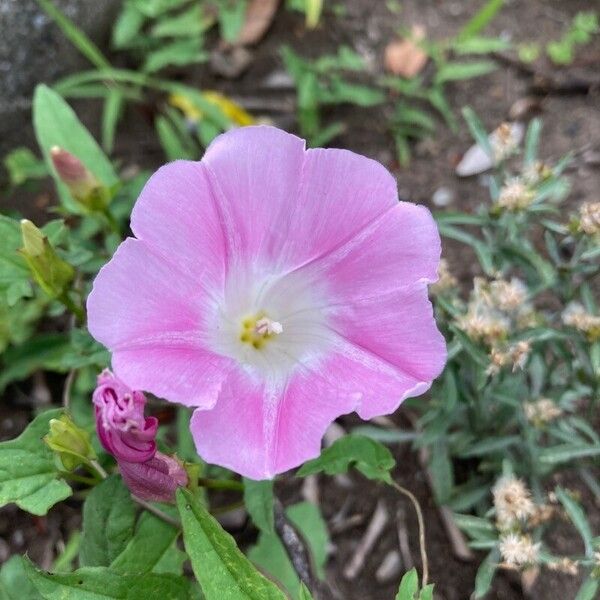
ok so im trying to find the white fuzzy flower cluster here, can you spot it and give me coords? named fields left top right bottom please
left=579, top=201, right=600, bottom=235
left=499, top=533, right=540, bottom=568
left=491, top=123, right=522, bottom=163
left=430, top=259, right=458, bottom=295
left=524, top=398, right=563, bottom=426
left=458, top=278, right=534, bottom=345
left=488, top=340, right=531, bottom=375
left=562, top=302, right=600, bottom=341
left=493, top=476, right=535, bottom=529
left=496, top=179, right=535, bottom=211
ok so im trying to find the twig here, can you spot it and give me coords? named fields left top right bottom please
left=62, top=369, right=76, bottom=411
left=131, top=495, right=181, bottom=528
left=390, top=481, right=429, bottom=587
left=273, top=499, right=326, bottom=599
left=343, top=499, right=389, bottom=580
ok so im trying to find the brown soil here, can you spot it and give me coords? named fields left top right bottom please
left=1, top=1, right=600, bottom=599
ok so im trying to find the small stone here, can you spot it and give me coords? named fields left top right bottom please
left=210, top=47, right=253, bottom=79
left=432, top=186, right=455, bottom=207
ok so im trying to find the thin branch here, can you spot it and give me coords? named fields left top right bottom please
left=390, top=481, right=429, bottom=587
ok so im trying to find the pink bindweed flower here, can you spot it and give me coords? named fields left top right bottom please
left=88, top=126, right=446, bottom=479
left=93, top=369, right=157, bottom=463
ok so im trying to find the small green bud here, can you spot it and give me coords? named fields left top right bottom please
left=44, top=414, right=96, bottom=471
left=19, top=219, right=74, bottom=299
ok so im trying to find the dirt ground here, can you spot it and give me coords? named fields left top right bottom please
left=1, top=0, right=600, bottom=598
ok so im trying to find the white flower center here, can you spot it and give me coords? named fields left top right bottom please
left=206, top=264, right=332, bottom=382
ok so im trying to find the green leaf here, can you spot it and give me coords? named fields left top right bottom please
left=457, top=436, right=520, bottom=458
left=452, top=36, right=510, bottom=55
left=555, top=487, right=594, bottom=557
left=79, top=475, right=136, bottom=567
left=33, top=85, right=118, bottom=212
left=0, top=556, right=41, bottom=600
left=143, top=38, right=208, bottom=73
left=297, top=435, right=396, bottom=483
left=0, top=333, right=72, bottom=392
left=395, top=568, right=418, bottom=600
left=23, top=560, right=192, bottom=600
left=3, top=148, right=48, bottom=187
left=474, top=547, right=499, bottom=598
left=524, top=118, right=542, bottom=166
left=248, top=502, right=329, bottom=598
left=298, top=583, right=314, bottom=600
left=575, top=577, right=600, bottom=600
left=419, top=584, right=434, bottom=600
left=538, top=444, right=600, bottom=465
left=156, top=116, right=195, bottom=161
left=457, top=0, right=504, bottom=40
left=218, top=0, right=247, bottom=43
left=101, top=90, right=123, bottom=154
left=435, top=61, right=497, bottom=84
left=177, top=488, right=287, bottom=600
left=111, top=509, right=180, bottom=574
left=0, top=409, right=71, bottom=515
left=34, top=0, right=111, bottom=69
left=150, top=4, right=208, bottom=37
left=112, top=2, right=146, bottom=48
left=243, top=478, right=274, bottom=534
left=461, top=106, right=492, bottom=156
left=429, top=440, right=453, bottom=504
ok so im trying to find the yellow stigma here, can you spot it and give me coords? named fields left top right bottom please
left=240, top=313, right=283, bottom=350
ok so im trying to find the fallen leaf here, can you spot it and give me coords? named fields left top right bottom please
left=234, top=0, right=279, bottom=46
left=169, top=91, right=255, bottom=126
left=384, top=25, right=428, bottom=78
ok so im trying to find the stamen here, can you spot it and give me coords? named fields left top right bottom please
left=255, top=317, right=283, bottom=336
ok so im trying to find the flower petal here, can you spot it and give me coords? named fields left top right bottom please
left=112, top=345, right=235, bottom=408
left=191, top=366, right=359, bottom=480
left=326, top=285, right=447, bottom=418
left=87, top=238, right=209, bottom=350
left=275, top=146, right=400, bottom=270
left=305, top=201, right=440, bottom=300
left=130, top=161, right=225, bottom=284
left=202, top=126, right=306, bottom=266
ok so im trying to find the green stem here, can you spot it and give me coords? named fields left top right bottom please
left=58, top=471, right=99, bottom=486
left=59, top=292, right=85, bottom=323
left=198, top=477, right=244, bottom=492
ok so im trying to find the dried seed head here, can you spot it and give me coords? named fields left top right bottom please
left=579, top=201, right=600, bottom=235
left=524, top=398, right=563, bottom=427
left=496, top=179, right=535, bottom=211
left=493, top=476, right=536, bottom=528
left=499, top=533, right=540, bottom=568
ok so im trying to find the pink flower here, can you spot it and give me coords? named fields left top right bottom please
left=93, top=369, right=157, bottom=462
left=93, top=370, right=187, bottom=501
left=88, top=126, right=446, bottom=479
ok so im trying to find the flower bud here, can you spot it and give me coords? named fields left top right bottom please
left=93, top=370, right=157, bottom=463
left=20, top=219, right=74, bottom=298
left=50, top=147, right=110, bottom=212
left=44, top=414, right=96, bottom=471
left=119, top=452, right=188, bottom=503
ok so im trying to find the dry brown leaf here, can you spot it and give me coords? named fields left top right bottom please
left=384, top=25, right=428, bottom=78
left=234, top=0, right=279, bottom=46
